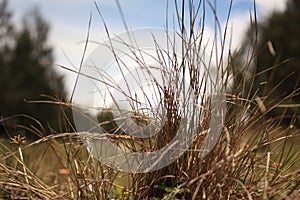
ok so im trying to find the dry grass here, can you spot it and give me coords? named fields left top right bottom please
left=1, top=0, right=300, bottom=199
left=0, top=120, right=299, bottom=199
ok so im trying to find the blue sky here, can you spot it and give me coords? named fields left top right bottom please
left=8, top=0, right=288, bottom=94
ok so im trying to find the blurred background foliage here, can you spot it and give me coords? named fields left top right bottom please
left=0, top=0, right=71, bottom=139
left=230, top=0, right=299, bottom=127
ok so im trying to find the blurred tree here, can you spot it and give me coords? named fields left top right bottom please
left=231, top=0, right=300, bottom=126
left=0, top=0, right=69, bottom=138
left=0, top=0, right=14, bottom=53
left=0, top=0, right=14, bottom=99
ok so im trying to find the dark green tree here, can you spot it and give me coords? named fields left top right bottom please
left=0, top=1, right=69, bottom=138
left=0, top=0, right=14, bottom=53
left=232, top=0, right=300, bottom=126
left=0, top=0, right=14, bottom=97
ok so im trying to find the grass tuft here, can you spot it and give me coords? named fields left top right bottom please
left=1, top=1, right=300, bottom=199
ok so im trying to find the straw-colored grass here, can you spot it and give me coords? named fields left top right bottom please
left=1, top=0, right=300, bottom=199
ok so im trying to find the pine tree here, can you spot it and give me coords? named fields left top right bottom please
left=231, top=0, right=300, bottom=126
left=0, top=1, right=69, bottom=138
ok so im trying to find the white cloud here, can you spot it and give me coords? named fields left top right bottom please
left=226, top=12, right=251, bottom=50
left=223, top=0, right=289, bottom=51
left=256, top=0, right=288, bottom=16
left=50, top=20, right=127, bottom=95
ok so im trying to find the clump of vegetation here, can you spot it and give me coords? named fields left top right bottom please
left=0, top=0, right=299, bottom=199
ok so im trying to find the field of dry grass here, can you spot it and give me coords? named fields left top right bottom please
left=1, top=122, right=299, bottom=199
left=1, top=1, right=300, bottom=199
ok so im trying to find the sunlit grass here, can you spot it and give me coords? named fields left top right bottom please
left=1, top=0, right=300, bottom=199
